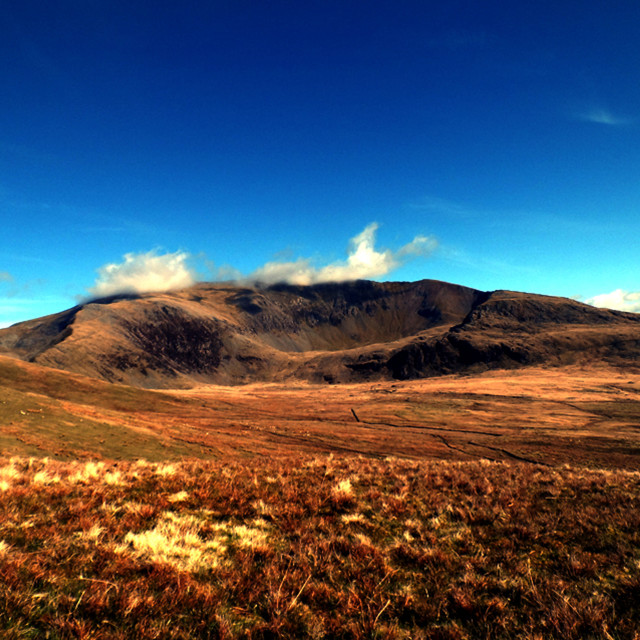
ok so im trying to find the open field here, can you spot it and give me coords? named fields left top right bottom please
left=1, top=355, right=640, bottom=468
left=1, top=454, right=639, bottom=639
left=173, top=365, right=640, bottom=469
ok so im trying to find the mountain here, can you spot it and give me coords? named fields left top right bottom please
left=1, top=279, right=639, bottom=388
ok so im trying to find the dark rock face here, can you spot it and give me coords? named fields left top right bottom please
left=119, top=307, right=223, bottom=375
left=102, top=306, right=223, bottom=377
left=226, top=279, right=488, bottom=352
left=0, top=280, right=638, bottom=387
left=384, top=336, right=532, bottom=380
left=380, top=290, right=640, bottom=380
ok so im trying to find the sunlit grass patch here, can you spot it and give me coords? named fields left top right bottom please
left=333, top=478, right=354, bottom=498
left=341, top=513, right=366, bottom=524
left=167, top=490, right=189, bottom=503
left=252, top=498, right=274, bottom=518
left=354, top=533, right=374, bottom=547
left=75, top=523, right=104, bottom=542
left=0, top=461, right=22, bottom=489
left=115, top=512, right=273, bottom=574
left=121, top=501, right=156, bottom=519
left=104, top=469, right=125, bottom=485
left=154, top=463, right=177, bottom=478
left=225, top=519, right=270, bottom=551
left=32, top=469, right=60, bottom=485
left=68, top=461, right=106, bottom=484
left=330, top=477, right=358, bottom=512
left=116, top=511, right=227, bottom=573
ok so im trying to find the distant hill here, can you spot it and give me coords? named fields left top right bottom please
left=1, top=279, right=639, bottom=388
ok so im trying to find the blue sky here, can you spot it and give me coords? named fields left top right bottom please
left=2, top=1, right=639, bottom=326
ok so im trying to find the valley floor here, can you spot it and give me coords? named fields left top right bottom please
left=2, top=358, right=640, bottom=469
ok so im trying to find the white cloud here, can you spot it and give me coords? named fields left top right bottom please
left=0, top=271, right=13, bottom=283
left=579, top=108, right=632, bottom=126
left=586, top=289, right=640, bottom=313
left=248, top=223, right=437, bottom=286
left=397, top=235, right=438, bottom=259
left=84, top=224, right=437, bottom=299
left=88, top=250, right=196, bottom=298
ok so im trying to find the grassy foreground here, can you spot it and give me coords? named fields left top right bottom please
left=1, top=455, right=639, bottom=639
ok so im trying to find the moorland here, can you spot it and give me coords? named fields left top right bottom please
left=0, top=279, right=639, bottom=638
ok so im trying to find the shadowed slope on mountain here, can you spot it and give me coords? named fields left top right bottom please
left=383, top=291, right=640, bottom=380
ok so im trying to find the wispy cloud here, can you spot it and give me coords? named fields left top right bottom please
left=247, top=223, right=437, bottom=286
left=439, top=246, right=537, bottom=277
left=0, top=271, right=13, bottom=284
left=409, top=196, right=475, bottom=219
left=586, top=289, right=640, bottom=313
left=87, top=250, right=197, bottom=299
left=578, top=107, right=632, bottom=126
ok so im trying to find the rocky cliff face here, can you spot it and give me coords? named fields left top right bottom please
left=1, top=280, right=638, bottom=387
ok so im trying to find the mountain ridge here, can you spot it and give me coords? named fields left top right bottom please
left=1, top=279, right=638, bottom=388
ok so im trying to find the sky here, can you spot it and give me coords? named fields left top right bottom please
left=1, top=0, right=639, bottom=327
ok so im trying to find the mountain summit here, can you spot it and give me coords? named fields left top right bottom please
left=1, top=279, right=638, bottom=388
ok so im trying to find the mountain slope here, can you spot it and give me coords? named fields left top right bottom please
left=1, top=279, right=638, bottom=387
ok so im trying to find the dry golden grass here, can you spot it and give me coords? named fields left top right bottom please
left=116, top=511, right=228, bottom=573
left=1, top=357, right=640, bottom=636
left=1, top=454, right=639, bottom=639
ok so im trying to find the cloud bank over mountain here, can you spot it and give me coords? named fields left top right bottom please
left=86, top=224, right=438, bottom=297
left=247, top=223, right=437, bottom=286
left=84, top=228, right=638, bottom=318
left=87, top=250, right=196, bottom=298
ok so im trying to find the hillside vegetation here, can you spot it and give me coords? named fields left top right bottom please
left=2, top=279, right=639, bottom=387
left=1, top=455, right=639, bottom=639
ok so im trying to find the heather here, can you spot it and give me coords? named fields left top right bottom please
left=1, top=455, right=639, bottom=639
